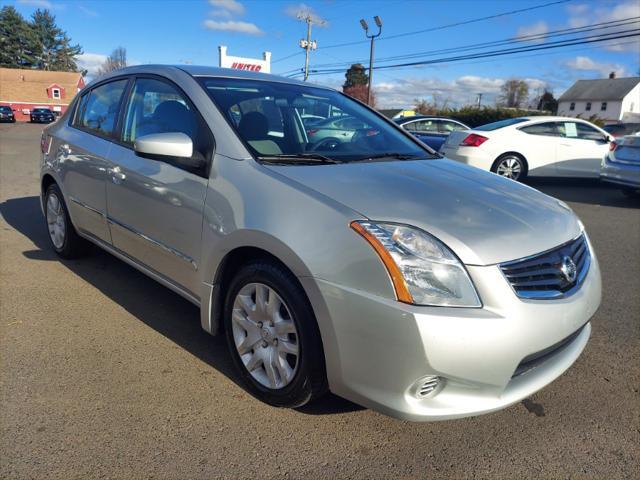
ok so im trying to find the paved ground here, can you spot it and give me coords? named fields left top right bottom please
left=1, top=122, right=639, bottom=479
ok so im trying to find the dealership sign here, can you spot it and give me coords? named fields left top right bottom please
left=219, top=46, right=271, bottom=74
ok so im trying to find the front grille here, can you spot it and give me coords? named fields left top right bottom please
left=500, top=234, right=590, bottom=300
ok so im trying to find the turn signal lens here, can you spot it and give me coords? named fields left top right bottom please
left=350, top=221, right=413, bottom=303
left=460, top=134, right=488, bottom=147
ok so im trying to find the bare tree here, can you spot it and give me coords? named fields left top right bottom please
left=498, top=79, right=529, bottom=108
left=97, top=46, right=127, bottom=75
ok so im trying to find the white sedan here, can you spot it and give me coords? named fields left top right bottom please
left=440, top=116, right=613, bottom=181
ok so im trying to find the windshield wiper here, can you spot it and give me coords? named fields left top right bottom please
left=351, top=152, right=426, bottom=162
left=257, top=153, right=343, bottom=164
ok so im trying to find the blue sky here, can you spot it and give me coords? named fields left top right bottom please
left=7, top=0, right=640, bottom=107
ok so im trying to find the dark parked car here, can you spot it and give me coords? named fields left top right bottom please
left=394, top=116, right=469, bottom=150
left=30, top=107, right=56, bottom=123
left=0, top=105, right=16, bottom=123
left=603, top=123, right=640, bottom=138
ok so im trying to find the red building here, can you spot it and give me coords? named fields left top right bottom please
left=0, top=67, right=85, bottom=121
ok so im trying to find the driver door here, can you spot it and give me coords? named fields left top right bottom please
left=105, top=76, right=214, bottom=296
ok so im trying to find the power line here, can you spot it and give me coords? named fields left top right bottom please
left=309, top=17, right=640, bottom=69
left=272, top=0, right=572, bottom=65
left=319, top=0, right=572, bottom=49
left=299, top=30, right=640, bottom=76
left=286, top=39, right=640, bottom=79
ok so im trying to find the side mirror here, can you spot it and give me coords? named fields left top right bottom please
left=134, top=132, right=207, bottom=176
left=134, top=132, right=193, bottom=158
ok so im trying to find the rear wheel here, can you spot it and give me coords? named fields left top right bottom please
left=224, top=260, right=327, bottom=408
left=44, top=183, right=86, bottom=258
left=491, top=153, right=527, bottom=181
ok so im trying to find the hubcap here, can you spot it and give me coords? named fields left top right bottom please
left=231, top=283, right=299, bottom=389
left=46, top=193, right=66, bottom=249
left=496, top=157, right=522, bottom=180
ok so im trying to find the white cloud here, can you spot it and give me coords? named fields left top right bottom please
left=203, top=19, right=263, bottom=35
left=209, top=9, right=233, bottom=18
left=78, top=5, right=98, bottom=17
left=17, top=0, right=54, bottom=7
left=208, top=0, right=245, bottom=15
left=565, top=55, right=627, bottom=77
left=75, top=52, right=108, bottom=76
left=516, top=21, right=549, bottom=42
left=322, top=75, right=547, bottom=109
left=285, top=3, right=328, bottom=27
left=567, top=0, right=640, bottom=52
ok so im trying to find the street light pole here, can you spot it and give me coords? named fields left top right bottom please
left=360, top=16, right=382, bottom=106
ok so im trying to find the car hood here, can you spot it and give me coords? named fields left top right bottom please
left=265, top=158, right=581, bottom=265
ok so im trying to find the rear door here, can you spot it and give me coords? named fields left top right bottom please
left=105, top=76, right=214, bottom=296
left=556, top=121, right=609, bottom=177
left=59, top=78, right=129, bottom=243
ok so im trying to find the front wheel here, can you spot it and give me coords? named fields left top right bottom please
left=223, top=260, right=327, bottom=408
left=491, top=154, right=527, bottom=181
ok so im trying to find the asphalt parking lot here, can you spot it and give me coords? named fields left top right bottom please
left=1, top=122, right=639, bottom=479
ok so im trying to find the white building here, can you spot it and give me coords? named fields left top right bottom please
left=218, top=46, right=271, bottom=74
left=557, top=75, right=640, bottom=124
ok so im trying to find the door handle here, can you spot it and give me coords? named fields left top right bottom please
left=109, top=166, right=126, bottom=184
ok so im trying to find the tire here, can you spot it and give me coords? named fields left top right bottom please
left=223, top=259, right=327, bottom=408
left=491, top=153, right=527, bottom=181
left=44, top=183, right=86, bottom=258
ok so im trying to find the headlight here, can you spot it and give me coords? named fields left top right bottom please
left=351, top=221, right=481, bottom=307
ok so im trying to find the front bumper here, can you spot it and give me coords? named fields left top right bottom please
left=302, top=246, right=601, bottom=421
left=600, top=158, right=640, bottom=188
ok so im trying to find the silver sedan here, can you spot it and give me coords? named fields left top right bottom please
left=39, top=65, right=601, bottom=421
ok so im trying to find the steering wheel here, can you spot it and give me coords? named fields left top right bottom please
left=309, top=137, right=341, bottom=151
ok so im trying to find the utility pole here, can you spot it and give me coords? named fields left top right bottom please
left=360, top=16, right=382, bottom=106
left=476, top=93, right=483, bottom=107
left=298, top=13, right=321, bottom=81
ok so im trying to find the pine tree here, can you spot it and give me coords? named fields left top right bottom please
left=31, top=9, right=82, bottom=71
left=342, top=64, right=374, bottom=105
left=0, top=6, right=40, bottom=68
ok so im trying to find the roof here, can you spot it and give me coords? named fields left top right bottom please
left=94, top=64, right=314, bottom=88
left=558, top=77, right=640, bottom=101
left=0, top=68, right=84, bottom=104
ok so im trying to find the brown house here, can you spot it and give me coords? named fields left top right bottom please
left=0, top=68, right=85, bottom=121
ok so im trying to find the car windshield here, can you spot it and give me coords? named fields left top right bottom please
left=198, top=77, right=434, bottom=163
left=34, top=108, right=52, bottom=113
left=0, top=106, right=11, bottom=112
left=475, top=118, right=528, bottom=131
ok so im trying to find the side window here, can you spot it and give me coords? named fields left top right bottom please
left=576, top=122, right=605, bottom=141
left=438, top=121, right=467, bottom=133
left=123, top=77, right=214, bottom=174
left=556, top=122, right=579, bottom=138
left=520, top=122, right=558, bottom=136
left=75, top=79, right=127, bottom=137
left=409, top=120, right=438, bottom=132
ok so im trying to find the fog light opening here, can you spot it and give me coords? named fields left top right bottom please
left=414, top=375, right=444, bottom=399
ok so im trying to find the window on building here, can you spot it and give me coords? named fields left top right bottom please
left=631, top=102, right=635, bottom=112
left=586, top=102, right=591, bottom=111
left=601, top=102, right=607, bottom=111
left=52, top=88, right=61, bottom=99
left=569, top=102, right=575, bottom=111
